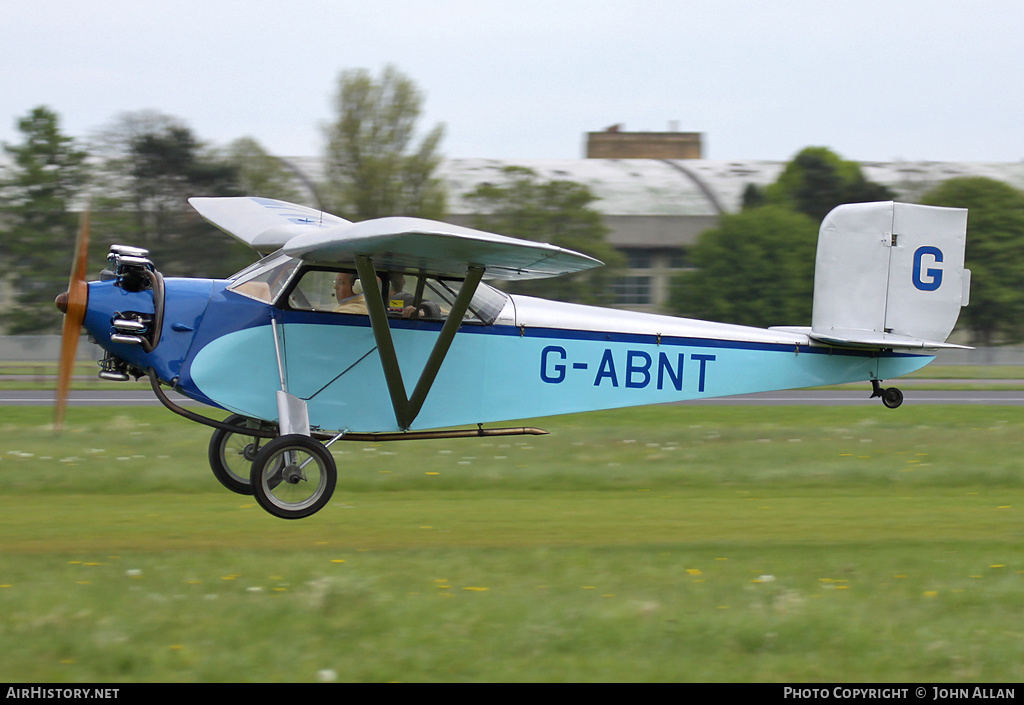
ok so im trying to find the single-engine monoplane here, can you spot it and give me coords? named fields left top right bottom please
left=55, top=198, right=971, bottom=519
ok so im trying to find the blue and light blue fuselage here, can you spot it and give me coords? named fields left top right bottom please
left=83, top=275, right=931, bottom=434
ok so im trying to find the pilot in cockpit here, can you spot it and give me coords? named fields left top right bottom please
left=333, top=271, right=438, bottom=319
left=332, top=273, right=368, bottom=314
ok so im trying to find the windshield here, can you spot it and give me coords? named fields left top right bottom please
left=226, top=253, right=301, bottom=303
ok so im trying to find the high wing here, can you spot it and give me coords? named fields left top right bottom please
left=190, top=197, right=602, bottom=280
left=188, top=197, right=351, bottom=253
left=282, top=216, right=603, bottom=280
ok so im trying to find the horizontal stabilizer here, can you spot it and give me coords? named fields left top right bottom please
left=282, top=216, right=604, bottom=280
left=770, top=326, right=972, bottom=350
left=189, top=197, right=350, bottom=252
left=808, top=328, right=973, bottom=350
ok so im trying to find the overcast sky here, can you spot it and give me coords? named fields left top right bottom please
left=3, top=0, right=1022, bottom=164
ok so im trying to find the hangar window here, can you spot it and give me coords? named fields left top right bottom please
left=610, top=275, right=652, bottom=305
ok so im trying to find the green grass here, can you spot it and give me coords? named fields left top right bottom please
left=1, top=404, right=1023, bottom=682
left=904, top=364, right=1024, bottom=379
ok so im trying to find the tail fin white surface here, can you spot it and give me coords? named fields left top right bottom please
left=809, top=201, right=971, bottom=350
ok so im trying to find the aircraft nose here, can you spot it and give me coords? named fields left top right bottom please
left=55, top=291, right=70, bottom=314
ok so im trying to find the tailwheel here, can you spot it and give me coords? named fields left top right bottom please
left=249, top=435, right=336, bottom=520
left=871, top=380, right=904, bottom=409
left=208, top=414, right=269, bottom=495
left=881, top=387, right=904, bottom=409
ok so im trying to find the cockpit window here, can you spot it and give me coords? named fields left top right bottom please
left=419, top=276, right=508, bottom=324
left=226, top=253, right=300, bottom=303
left=283, top=268, right=508, bottom=325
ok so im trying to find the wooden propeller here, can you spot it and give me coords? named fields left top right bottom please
left=54, top=209, right=91, bottom=432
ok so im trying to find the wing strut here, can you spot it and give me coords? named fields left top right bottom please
left=355, top=255, right=485, bottom=431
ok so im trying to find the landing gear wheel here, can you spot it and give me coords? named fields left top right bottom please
left=249, top=434, right=336, bottom=520
left=881, top=387, right=904, bottom=409
left=208, top=414, right=264, bottom=495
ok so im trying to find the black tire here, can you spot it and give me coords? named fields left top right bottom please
left=208, top=414, right=264, bottom=495
left=882, top=387, right=904, bottom=409
left=249, top=435, right=337, bottom=520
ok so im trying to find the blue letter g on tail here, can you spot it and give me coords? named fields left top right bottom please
left=912, top=246, right=943, bottom=291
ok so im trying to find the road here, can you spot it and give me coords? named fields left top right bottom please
left=6, top=389, right=1024, bottom=407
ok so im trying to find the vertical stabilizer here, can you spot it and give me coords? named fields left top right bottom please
left=810, top=201, right=970, bottom=349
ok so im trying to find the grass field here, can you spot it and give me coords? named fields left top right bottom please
left=1, top=403, right=1022, bottom=682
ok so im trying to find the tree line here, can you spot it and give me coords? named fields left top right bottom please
left=0, top=66, right=619, bottom=334
left=669, top=147, right=1024, bottom=346
left=3, top=65, right=1023, bottom=344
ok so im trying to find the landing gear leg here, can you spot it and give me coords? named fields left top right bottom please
left=871, top=380, right=904, bottom=409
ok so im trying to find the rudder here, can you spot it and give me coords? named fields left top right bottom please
left=809, top=201, right=970, bottom=349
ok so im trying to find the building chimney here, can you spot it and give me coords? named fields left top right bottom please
left=585, top=127, right=703, bottom=159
